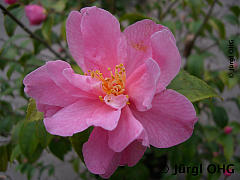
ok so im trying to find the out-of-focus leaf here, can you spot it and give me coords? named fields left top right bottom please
left=230, top=6, right=240, bottom=17
left=60, top=20, right=66, bottom=41
left=41, top=0, right=67, bottom=12
left=32, top=29, right=45, bottom=54
left=49, top=137, right=71, bottom=161
left=70, top=128, right=91, bottom=163
left=203, top=126, right=219, bottom=141
left=71, top=64, right=83, bottom=74
left=209, top=18, right=226, bottom=39
left=189, top=20, right=202, bottom=33
left=230, top=96, right=240, bottom=110
left=219, top=71, right=238, bottom=89
left=120, top=13, right=153, bottom=25
left=187, top=54, right=204, bottom=78
left=167, top=70, right=220, bottom=102
left=217, top=134, right=234, bottom=161
left=109, top=163, right=149, bottom=180
left=207, top=172, right=221, bottom=180
left=4, top=5, right=24, bottom=37
left=10, top=144, right=21, bottom=163
left=35, top=120, right=52, bottom=148
left=26, top=98, right=43, bottom=122
left=42, top=16, right=53, bottom=43
left=211, top=106, right=228, bottom=128
left=19, top=121, right=41, bottom=161
left=229, top=121, right=240, bottom=134
left=0, top=146, right=8, bottom=172
left=224, top=14, right=239, bottom=25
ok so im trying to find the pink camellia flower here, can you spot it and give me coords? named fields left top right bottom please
left=224, top=126, right=232, bottom=134
left=4, top=0, right=17, bottom=5
left=23, top=7, right=197, bottom=178
left=25, top=5, right=47, bottom=25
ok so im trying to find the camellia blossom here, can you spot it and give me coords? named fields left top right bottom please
left=4, top=0, right=17, bottom=5
left=23, top=6, right=197, bottom=178
left=25, top=5, right=47, bottom=25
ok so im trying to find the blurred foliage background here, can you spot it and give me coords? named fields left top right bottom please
left=0, top=0, right=240, bottom=179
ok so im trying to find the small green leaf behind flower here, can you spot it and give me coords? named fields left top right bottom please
left=167, top=70, right=220, bottom=103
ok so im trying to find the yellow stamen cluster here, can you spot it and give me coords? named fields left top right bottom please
left=86, top=64, right=129, bottom=103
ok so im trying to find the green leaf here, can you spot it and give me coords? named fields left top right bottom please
left=19, top=121, right=40, bottom=160
left=32, top=29, right=45, bottom=54
left=71, top=64, right=83, bottom=74
left=120, top=13, right=153, bottom=25
left=209, top=18, right=226, bottom=39
left=10, top=145, right=21, bottom=163
left=49, top=137, right=71, bottom=160
left=217, top=134, right=234, bottom=161
left=167, top=70, right=220, bottom=102
left=229, top=121, right=240, bottom=134
left=211, top=106, right=229, bottom=128
left=42, top=16, right=53, bottom=43
left=203, top=126, right=220, bottom=141
left=224, top=14, right=239, bottom=25
left=70, top=128, right=91, bottom=163
left=187, top=54, right=204, bottom=78
left=0, top=146, right=8, bottom=172
left=26, top=98, right=43, bottom=122
left=230, top=6, right=240, bottom=17
left=4, top=5, right=24, bottom=37
left=35, top=120, right=53, bottom=148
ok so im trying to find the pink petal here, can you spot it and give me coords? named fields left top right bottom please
left=108, top=106, right=143, bottom=152
left=123, top=19, right=166, bottom=75
left=126, top=58, right=160, bottom=111
left=63, top=68, right=103, bottom=98
left=66, top=10, right=86, bottom=70
left=80, top=7, right=122, bottom=75
left=23, top=61, right=78, bottom=107
left=131, top=89, right=197, bottom=148
left=44, top=99, right=121, bottom=136
left=83, top=128, right=121, bottom=178
left=151, top=30, right=181, bottom=91
left=86, top=102, right=121, bottom=131
left=120, top=140, right=147, bottom=167
left=37, top=103, right=62, bottom=118
left=104, top=94, right=128, bottom=109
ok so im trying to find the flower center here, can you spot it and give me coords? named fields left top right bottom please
left=85, top=64, right=130, bottom=104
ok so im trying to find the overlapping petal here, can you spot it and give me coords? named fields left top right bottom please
left=126, top=58, right=160, bottom=111
left=23, top=61, right=78, bottom=107
left=83, top=128, right=121, bottom=178
left=123, top=19, right=166, bottom=75
left=132, top=89, right=197, bottom=148
left=120, top=140, right=147, bottom=167
left=108, top=106, right=143, bottom=152
left=151, top=30, right=181, bottom=91
left=44, top=99, right=121, bottom=136
left=66, top=7, right=124, bottom=76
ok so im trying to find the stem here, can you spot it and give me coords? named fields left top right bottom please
left=160, top=0, right=178, bottom=20
left=0, top=4, right=64, bottom=60
left=183, top=0, right=217, bottom=57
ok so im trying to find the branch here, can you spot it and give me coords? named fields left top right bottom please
left=0, top=4, right=64, bottom=60
left=183, top=0, right=217, bottom=57
left=160, top=0, right=178, bottom=20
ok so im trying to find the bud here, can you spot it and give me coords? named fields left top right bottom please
left=224, top=169, right=232, bottom=177
left=25, top=5, right=47, bottom=25
left=213, top=152, right=219, bottom=157
left=233, top=61, right=238, bottom=70
left=4, top=0, right=18, bottom=5
left=224, top=126, right=232, bottom=134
